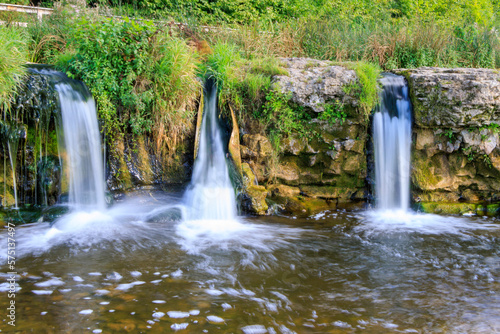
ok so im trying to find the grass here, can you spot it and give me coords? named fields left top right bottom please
left=0, top=25, right=28, bottom=113
left=1, top=1, right=499, bottom=162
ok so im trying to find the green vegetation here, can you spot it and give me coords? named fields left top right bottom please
left=320, top=102, right=347, bottom=125
left=0, top=0, right=499, bottom=164
left=0, top=25, right=28, bottom=112
left=38, top=12, right=201, bottom=157
left=260, top=89, right=311, bottom=138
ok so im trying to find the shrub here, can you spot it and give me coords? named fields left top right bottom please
left=56, top=14, right=200, bottom=156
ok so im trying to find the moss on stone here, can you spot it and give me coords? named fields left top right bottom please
left=419, top=202, right=477, bottom=215
left=412, top=151, right=441, bottom=190
left=246, top=184, right=268, bottom=215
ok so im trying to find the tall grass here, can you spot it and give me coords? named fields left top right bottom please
left=196, top=16, right=499, bottom=70
left=26, top=8, right=74, bottom=64
left=151, top=32, right=200, bottom=154
left=0, top=25, right=28, bottom=112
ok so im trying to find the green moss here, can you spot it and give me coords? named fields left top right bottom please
left=419, top=202, right=477, bottom=215
left=335, top=170, right=365, bottom=188
left=412, top=152, right=441, bottom=190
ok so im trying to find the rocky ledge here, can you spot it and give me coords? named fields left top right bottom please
left=396, top=67, right=500, bottom=215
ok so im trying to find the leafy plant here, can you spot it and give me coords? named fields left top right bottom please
left=256, top=88, right=311, bottom=142
left=320, top=102, right=347, bottom=125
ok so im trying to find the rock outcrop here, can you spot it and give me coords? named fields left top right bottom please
left=240, top=58, right=369, bottom=215
left=396, top=68, right=500, bottom=214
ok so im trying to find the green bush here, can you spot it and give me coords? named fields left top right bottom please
left=54, top=14, right=199, bottom=155
left=62, top=16, right=156, bottom=136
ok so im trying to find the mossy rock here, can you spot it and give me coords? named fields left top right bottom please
left=274, top=195, right=336, bottom=217
left=241, top=163, right=268, bottom=215
left=418, top=202, right=477, bottom=215
left=245, top=184, right=269, bottom=215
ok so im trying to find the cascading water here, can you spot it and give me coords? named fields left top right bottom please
left=57, top=81, right=106, bottom=211
left=183, top=82, right=237, bottom=221
left=372, top=74, right=412, bottom=211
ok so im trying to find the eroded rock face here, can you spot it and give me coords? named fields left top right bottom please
left=396, top=68, right=500, bottom=206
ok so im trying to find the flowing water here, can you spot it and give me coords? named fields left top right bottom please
left=57, top=82, right=106, bottom=211
left=1, top=76, right=499, bottom=333
left=0, top=196, right=499, bottom=333
left=373, top=74, right=412, bottom=211
left=183, top=82, right=237, bottom=221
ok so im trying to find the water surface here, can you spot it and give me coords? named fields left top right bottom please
left=1, top=192, right=499, bottom=333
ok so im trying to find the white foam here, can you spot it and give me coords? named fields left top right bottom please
left=242, top=325, right=267, bottom=334
left=205, top=289, right=224, bottom=296
left=358, top=210, right=499, bottom=236
left=152, top=312, right=165, bottom=318
left=32, top=290, right=53, bottom=295
left=35, top=278, right=65, bottom=287
left=0, top=282, right=21, bottom=292
left=79, top=309, right=93, bottom=315
left=171, top=323, right=189, bottom=331
left=207, top=315, right=224, bottom=323
left=167, top=311, right=190, bottom=318
left=116, top=281, right=145, bottom=291
left=130, top=271, right=142, bottom=277
left=171, top=269, right=183, bottom=278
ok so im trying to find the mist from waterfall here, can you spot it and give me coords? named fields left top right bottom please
left=373, top=74, right=412, bottom=211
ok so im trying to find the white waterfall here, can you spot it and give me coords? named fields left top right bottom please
left=183, top=82, right=237, bottom=221
left=373, top=75, right=412, bottom=211
left=57, top=83, right=106, bottom=211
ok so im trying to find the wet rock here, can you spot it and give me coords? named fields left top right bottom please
left=228, top=105, right=242, bottom=175
left=418, top=202, right=478, bottom=215
left=241, top=163, right=268, bottom=215
left=245, top=184, right=268, bottom=215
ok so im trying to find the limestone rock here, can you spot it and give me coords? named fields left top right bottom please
left=245, top=184, right=269, bottom=215
left=274, top=58, right=360, bottom=116
left=241, top=163, right=268, bottom=215
left=275, top=162, right=300, bottom=185
left=395, top=67, right=500, bottom=128
left=269, top=184, right=301, bottom=197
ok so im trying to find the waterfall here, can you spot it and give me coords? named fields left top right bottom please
left=183, top=82, right=237, bottom=220
left=373, top=74, right=412, bottom=211
left=57, top=82, right=106, bottom=211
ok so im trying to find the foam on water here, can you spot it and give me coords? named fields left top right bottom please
left=175, top=218, right=301, bottom=255
left=358, top=210, right=499, bottom=236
